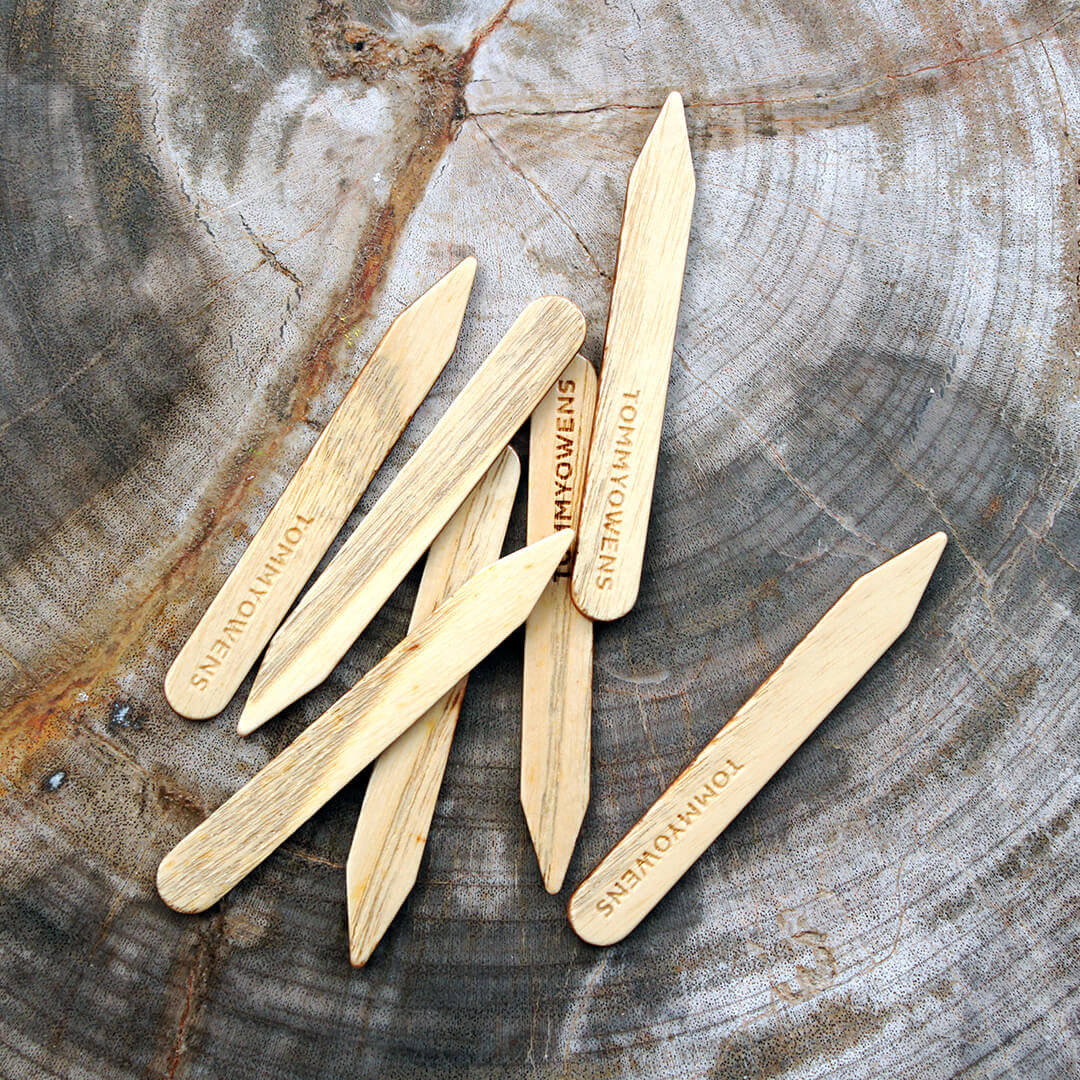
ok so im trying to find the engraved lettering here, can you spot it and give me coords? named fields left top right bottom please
left=636, top=851, right=659, bottom=874
left=605, top=882, right=629, bottom=906
left=597, top=754, right=748, bottom=916
left=597, top=550, right=618, bottom=587
left=268, top=542, right=292, bottom=567
left=595, top=389, right=642, bottom=588
left=548, top=380, right=583, bottom=582
left=190, top=512, right=317, bottom=689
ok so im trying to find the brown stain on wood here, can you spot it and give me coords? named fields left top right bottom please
left=150, top=910, right=229, bottom=1080
left=709, top=997, right=890, bottom=1078
left=670, top=6, right=1076, bottom=166
left=993, top=802, right=1073, bottom=882
left=981, top=493, right=1003, bottom=522
left=309, top=2, right=458, bottom=84
left=0, top=2, right=514, bottom=769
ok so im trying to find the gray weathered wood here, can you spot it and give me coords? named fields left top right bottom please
left=1, top=1, right=1078, bottom=1077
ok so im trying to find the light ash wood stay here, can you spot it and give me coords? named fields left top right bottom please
left=573, top=92, right=695, bottom=622
left=164, top=258, right=477, bottom=719
left=238, top=296, right=587, bottom=734
left=347, top=447, right=519, bottom=967
left=522, top=355, right=598, bottom=893
left=568, top=532, right=947, bottom=946
left=157, top=529, right=575, bottom=915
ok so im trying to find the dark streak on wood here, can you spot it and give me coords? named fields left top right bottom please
left=154, top=911, right=229, bottom=1080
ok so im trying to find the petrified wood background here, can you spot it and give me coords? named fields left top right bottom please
left=2, top=0, right=1078, bottom=1076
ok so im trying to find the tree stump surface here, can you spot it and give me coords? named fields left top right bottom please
left=2, top=1, right=1078, bottom=1077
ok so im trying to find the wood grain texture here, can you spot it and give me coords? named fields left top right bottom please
left=240, top=295, right=586, bottom=733
left=573, top=91, right=695, bottom=621
left=158, top=528, right=572, bottom=914
left=522, top=355, right=598, bottom=892
left=4, top=2, right=1080, bottom=1077
left=164, top=258, right=476, bottom=719
left=347, top=446, right=518, bottom=966
left=570, top=532, right=947, bottom=945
